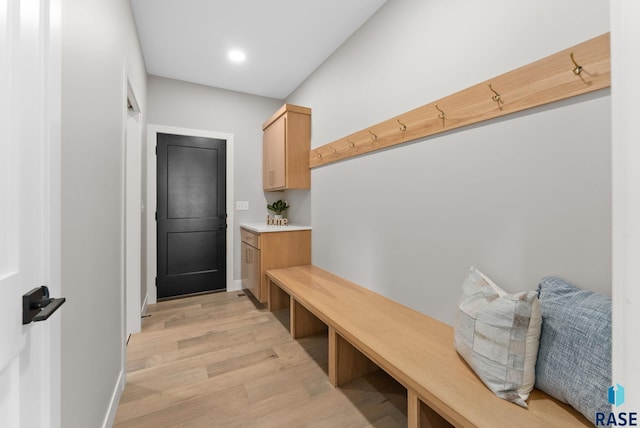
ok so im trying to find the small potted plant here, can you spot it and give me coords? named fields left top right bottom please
left=267, top=199, right=289, bottom=219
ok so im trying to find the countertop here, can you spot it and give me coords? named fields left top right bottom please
left=240, top=223, right=312, bottom=233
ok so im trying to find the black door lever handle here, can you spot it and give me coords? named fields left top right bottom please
left=23, top=285, right=66, bottom=325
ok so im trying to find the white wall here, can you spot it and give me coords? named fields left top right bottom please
left=146, top=76, right=283, bottom=282
left=286, top=0, right=611, bottom=324
left=61, top=0, right=147, bottom=426
left=611, top=0, right=640, bottom=411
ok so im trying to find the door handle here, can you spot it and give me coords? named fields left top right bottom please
left=23, top=285, right=66, bottom=325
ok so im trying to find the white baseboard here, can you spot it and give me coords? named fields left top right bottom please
left=229, top=279, right=242, bottom=292
left=147, top=284, right=157, bottom=305
left=102, top=369, right=124, bottom=428
left=141, top=293, right=149, bottom=316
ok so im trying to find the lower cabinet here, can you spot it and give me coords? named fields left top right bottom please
left=240, top=227, right=311, bottom=303
left=241, top=241, right=260, bottom=300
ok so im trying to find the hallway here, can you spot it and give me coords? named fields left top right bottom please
left=114, top=292, right=407, bottom=427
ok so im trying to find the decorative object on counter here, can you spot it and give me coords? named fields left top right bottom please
left=266, top=199, right=290, bottom=226
left=267, top=199, right=289, bottom=218
left=266, top=216, right=289, bottom=226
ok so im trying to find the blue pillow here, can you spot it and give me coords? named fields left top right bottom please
left=535, top=277, right=611, bottom=422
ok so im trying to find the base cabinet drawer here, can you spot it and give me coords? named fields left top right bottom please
left=241, top=229, right=260, bottom=249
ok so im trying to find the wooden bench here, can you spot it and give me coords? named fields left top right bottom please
left=266, top=265, right=591, bottom=428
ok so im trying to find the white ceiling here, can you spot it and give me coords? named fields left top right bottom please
left=130, top=0, right=388, bottom=99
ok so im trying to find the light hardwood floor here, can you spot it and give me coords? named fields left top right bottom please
left=114, top=291, right=407, bottom=427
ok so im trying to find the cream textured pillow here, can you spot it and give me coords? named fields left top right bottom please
left=454, top=267, right=541, bottom=408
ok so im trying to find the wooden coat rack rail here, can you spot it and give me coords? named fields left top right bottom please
left=309, top=33, right=610, bottom=169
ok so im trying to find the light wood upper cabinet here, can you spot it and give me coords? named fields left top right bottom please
left=263, top=115, right=286, bottom=189
left=263, top=104, right=311, bottom=191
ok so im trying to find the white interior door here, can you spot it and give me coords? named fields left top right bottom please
left=0, top=0, right=61, bottom=427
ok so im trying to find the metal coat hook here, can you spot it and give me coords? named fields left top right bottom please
left=397, top=120, right=407, bottom=138
left=570, top=52, right=583, bottom=76
left=435, top=105, right=446, bottom=127
left=489, top=84, right=504, bottom=110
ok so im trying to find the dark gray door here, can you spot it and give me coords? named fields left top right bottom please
left=157, top=133, right=226, bottom=299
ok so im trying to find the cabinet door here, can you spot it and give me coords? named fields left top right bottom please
left=241, top=242, right=250, bottom=291
left=248, top=245, right=260, bottom=301
left=242, top=242, right=261, bottom=301
left=263, top=115, right=286, bottom=190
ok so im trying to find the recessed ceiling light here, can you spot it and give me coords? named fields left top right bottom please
left=228, top=49, right=246, bottom=63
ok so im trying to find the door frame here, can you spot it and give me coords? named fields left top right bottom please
left=48, top=1, right=63, bottom=425
left=146, top=125, right=234, bottom=305
left=611, top=0, right=640, bottom=407
left=124, top=79, right=142, bottom=337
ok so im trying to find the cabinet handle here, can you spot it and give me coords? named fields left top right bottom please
left=268, top=170, right=274, bottom=185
